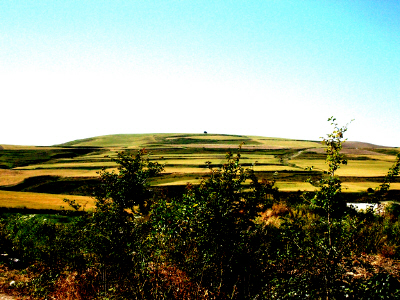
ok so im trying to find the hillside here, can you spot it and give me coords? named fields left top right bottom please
left=1, top=133, right=399, bottom=211
left=57, top=133, right=324, bottom=149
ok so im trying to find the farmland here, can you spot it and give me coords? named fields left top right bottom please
left=0, top=133, right=399, bottom=210
left=1, top=132, right=400, bottom=299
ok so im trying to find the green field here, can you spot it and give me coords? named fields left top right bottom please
left=1, top=133, right=399, bottom=209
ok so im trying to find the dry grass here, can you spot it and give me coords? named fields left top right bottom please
left=342, top=182, right=400, bottom=193
left=156, top=179, right=201, bottom=186
left=0, top=145, right=58, bottom=150
left=291, top=159, right=396, bottom=176
left=311, top=146, right=392, bottom=155
left=0, top=264, right=30, bottom=299
left=155, top=154, right=225, bottom=159
left=164, top=159, right=222, bottom=165
left=258, top=202, right=292, bottom=227
left=46, top=270, right=98, bottom=300
left=149, top=263, right=214, bottom=300
left=0, top=264, right=98, bottom=300
left=275, top=181, right=316, bottom=192
left=0, top=169, right=100, bottom=187
left=163, top=167, right=210, bottom=174
left=252, top=165, right=301, bottom=172
left=345, top=154, right=397, bottom=161
left=344, top=254, right=400, bottom=282
left=14, top=161, right=116, bottom=170
left=275, top=181, right=400, bottom=193
left=247, top=136, right=323, bottom=148
left=339, top=161, right=397, bottom=176
left=0, top=191, right=95, bottom=210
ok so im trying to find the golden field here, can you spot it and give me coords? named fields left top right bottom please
left=1, top=133, right=399, bottom=209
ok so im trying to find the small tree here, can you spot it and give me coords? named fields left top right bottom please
left=152, top=146, right=277, bottom=298
left=310, top=117, right=351, bottom=236
left=274, top=117, right=353, bottom=299
left=94, top=149, right=164, bottom=215
left=83, top=149, right=164, bottom=297
left=310, top=117, right=351, bottom=298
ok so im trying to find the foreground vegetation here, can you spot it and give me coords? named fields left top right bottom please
left=1, top=120, right=400, bottom=299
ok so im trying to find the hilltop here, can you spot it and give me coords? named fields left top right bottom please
left=57, top=133, right=325, bottom=149
left=2, top=133, right=392, bottom=150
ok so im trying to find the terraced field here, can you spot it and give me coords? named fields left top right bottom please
left=0, top=133, right=399, bottom=209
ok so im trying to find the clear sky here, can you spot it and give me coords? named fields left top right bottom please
left=1, top=0, right=399, bottom=146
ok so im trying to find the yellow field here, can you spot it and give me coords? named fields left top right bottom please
left=275, top=181, right=316, bottom=191
left=0, top=169, right=100, bottom=186
left=0, top=190, right=95, bottom=210
left=15, top=161, right=116, bottom=170
left=249, top=137, right=324, bottom=149
left=345, top=154, right=398, bottom=162
left=162, top=164, right=299, bottom=174
left=163, top=167, right=210, bottom=173
left=0, top=145, right=59, bottom=150
left=252, top=165, right=302, bottom=172
left=290, top=159, right=396, bottom=176
left=156, top=179, right=201, bottom=186
left=154, top=180, right=400, bottom=193
left=1, top=133, right=398, bottom=210
left=163, top=159, right=222, bottom=165
left=155, top=180, right=316, bottom=191
left=275, top=182, right=400, bottom=193
left=342, top=182, right=400, bottom=193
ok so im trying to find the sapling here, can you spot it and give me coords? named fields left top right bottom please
left=308, top=117, right=352, bottom=299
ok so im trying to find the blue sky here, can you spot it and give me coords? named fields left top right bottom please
left=1, top=0, right=399, bottom=146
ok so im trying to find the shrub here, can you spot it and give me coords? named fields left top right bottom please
left=151, top=147, right=277, bottom=298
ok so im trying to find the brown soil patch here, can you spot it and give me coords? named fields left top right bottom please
left=0, top=293, right=27, bottom=300
left=0, top=265, right=30, bottom=300
left=311, top=147, right=386, bottom=155
left=344, top=141, right=386, bottom=149
left=345, top=254, right=400, bottom=281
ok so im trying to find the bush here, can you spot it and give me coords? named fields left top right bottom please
left=151, top=148, right=277, bottom=298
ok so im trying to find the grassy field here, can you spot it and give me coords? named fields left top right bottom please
left=0, top=190, right=95, bottom=210
left=1, top=133, right=399, bottom=209
left=59, top=133, right=324, bottom=149
left=0, top=169, right=100, bottom=186
left=291, top=159, right=397, bottom=176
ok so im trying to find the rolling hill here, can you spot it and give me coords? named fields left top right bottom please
left=0, top=133, right=399, bottom=210
left=57, top=133, right=324, bottom=149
